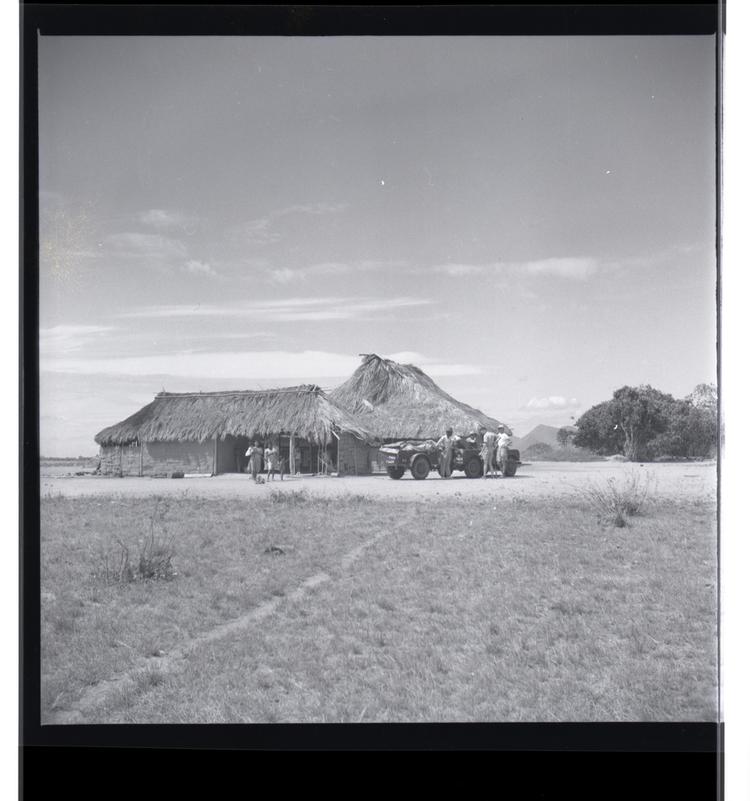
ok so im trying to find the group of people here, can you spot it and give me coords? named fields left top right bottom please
left=244, top=440, right=329, bottom=482
left=480, top=424, right=513, bottom=478
left=244, top=441, right=285, bottom=483
left=436, top=424, right=512, bottom=479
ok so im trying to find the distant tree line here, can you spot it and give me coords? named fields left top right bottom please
left=572, top=383, right=718, bottom=462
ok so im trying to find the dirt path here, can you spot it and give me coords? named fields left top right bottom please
left=48, top=523, right=398, bottom=724
left=42, top=461, right=717, bottom=503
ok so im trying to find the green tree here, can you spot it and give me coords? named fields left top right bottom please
left=525, top=442, right=554, bottom=459
left=574, top=383, right=717, bottom=461
left=662, top=384, right=717, bottom=458
left=610, top=386, right=674, bottom=461
left=687, top=383, right=718, bottom=412
left=556, top=426, right=577, bottom=448
left=574, top=386, right=674, bottom=461
left=572, top=401, right=622, bottom=456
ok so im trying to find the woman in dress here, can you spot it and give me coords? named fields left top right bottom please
left=482, top=426, right=498, bottom=478
left=245, top=440, right=263, bottom=481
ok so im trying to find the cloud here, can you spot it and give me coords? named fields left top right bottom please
left=39, top=325, right=114, bottom=356
left=422, top=257, right=601, bottom=281
left=383, top=351, right=483, bottom=376
left=523, top=396, right=581, bottom=411
left=138, top=209, right=197, bottom=231
left=267, top=267, right=297, bottom=284
left=266, top=260, right=402, bottom=285
left=41, top=348, right=482, bottom=381
left=241, top=217, right=281, bottom=245
left=104, top=232, right=188, bottom=261
left=431, top=263, right=486, bottom=277
left=237, top=202, right=347, bottom=246
left=201, top=332, right=277, bottom=342
left=383, top=351, right=426, bottom=364
left=516, top=257, right=599, bottom=280
left=41, top=349, right=365, bottom=380
left=279, top=202, right=348, bottom=217
left=118, top=296, right=434, bottom=322
left=182, top=259, right=218, bottom=278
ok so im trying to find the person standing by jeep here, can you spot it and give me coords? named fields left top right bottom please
left=436, top=427, right=456, bottom=478
left=483, top=426, right=498, bottom=478
left=496, top=426, right=512, bottom=476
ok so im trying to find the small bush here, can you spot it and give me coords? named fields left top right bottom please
left=579, top=469, right=656, bottom=526
left=134, top=664, right=166, bottom=692
left=95, top=498, right=177, bottom=583
left=268, top=489, right=312, bottom=505
left=524, top=444, right=605, bottom=462
left=524, top=443, right=554, bottom=459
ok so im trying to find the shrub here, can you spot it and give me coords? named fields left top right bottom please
left=95, top=498, right=177, bottom=583
left=579, top=469, right=656, bottom=526
left=268, top=489, right=312, bottom=505
left=526, top=445, right=605, bottom=463
left=524, top=442, right=554, bottom=459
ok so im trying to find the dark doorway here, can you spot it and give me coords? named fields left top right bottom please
left=217, top=434, right=251, bottom=473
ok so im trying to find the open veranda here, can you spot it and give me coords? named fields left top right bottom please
left=40, top=461, right=717, bottom=724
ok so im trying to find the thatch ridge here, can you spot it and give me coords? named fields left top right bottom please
left=329, top=353, right=506, bottom=439
left=95, top=384, right=373, bottom=446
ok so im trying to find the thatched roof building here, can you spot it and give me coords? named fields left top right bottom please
left=95, top=385, right=375, bottom=477
left=329, top=354, right=506, bottom=440
left=95, top=385, right=372, bottom=446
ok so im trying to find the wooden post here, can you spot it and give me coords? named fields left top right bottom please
left=139, top=440, right=143, bottom=477
left=333, top=430, right=341, bottom=476
left=289, top=433, right=296, bottom=475
left=213, top=436, right=218, bottom=476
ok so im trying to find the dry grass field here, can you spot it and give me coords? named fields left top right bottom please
left=40, top=464, right=718, bottom=724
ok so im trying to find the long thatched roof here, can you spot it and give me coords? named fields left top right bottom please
left=95, top=385, right=374, bottom=446
left=329, top=354, right=506, bottom=440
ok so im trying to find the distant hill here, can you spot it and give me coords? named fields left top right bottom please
left=515, top=424, right=561, bottom=452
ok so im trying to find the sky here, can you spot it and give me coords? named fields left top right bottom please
left=38, top=35, right=717, bottom=456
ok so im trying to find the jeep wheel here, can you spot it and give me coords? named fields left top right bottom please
left=502, top=461, right=518, bottom=477
left=410, top=455, right=431, bottom=480
left=387, top=466, right=405, bottom=480
left=464, top=456, right=483, bottom=479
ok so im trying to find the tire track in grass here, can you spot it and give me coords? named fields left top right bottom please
left=48, top=527, right=394, bottom=724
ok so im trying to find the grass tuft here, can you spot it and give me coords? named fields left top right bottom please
left=94, top=498, right=177, bottom=584
left=579, top=469, right=656, bottom=526
left=134, top=664, right=167, bottom=693
left=268, top=489, right=312, bottom=505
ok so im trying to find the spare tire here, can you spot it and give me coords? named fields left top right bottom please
left=502, top=461, right=518, bottom=477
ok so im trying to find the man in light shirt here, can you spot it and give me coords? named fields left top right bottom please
left=496, top=426, right=512, bottom=476
left=436, top=427, right=456, bottom=478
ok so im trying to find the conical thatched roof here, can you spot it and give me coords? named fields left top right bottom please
left=95, top=385, right=374, bottom=446
left=329, top=354, right=506, bottom=440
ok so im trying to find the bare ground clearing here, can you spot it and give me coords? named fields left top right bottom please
left=41, top=460, right=717, bottom=502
